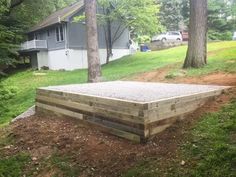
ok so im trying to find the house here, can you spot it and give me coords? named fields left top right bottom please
left=19, top=1, right=131, bottom=70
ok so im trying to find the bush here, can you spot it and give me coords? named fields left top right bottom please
left=0, top=84, right=18, bottom=100
left=136, top=35, right=151, bottom=44
left=208, top=30, right=232, bottom=41
left=0, top=84, right=18, bottom=117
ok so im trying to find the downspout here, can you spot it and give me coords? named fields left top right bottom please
left=65, top=23, right=69, bottom=49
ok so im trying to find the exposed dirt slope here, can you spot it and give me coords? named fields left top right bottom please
left=132, top=70, right=236, bottom=86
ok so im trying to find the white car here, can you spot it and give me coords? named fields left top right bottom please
left=233, top=32, right=236, bottom=40
left=152, top=31, right=183, bottom=42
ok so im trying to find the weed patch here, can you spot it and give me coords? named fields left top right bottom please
left=0, top=153, right=30, bottom=177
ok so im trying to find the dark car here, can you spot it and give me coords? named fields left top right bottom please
left=180, top=30, right=189, bottom=41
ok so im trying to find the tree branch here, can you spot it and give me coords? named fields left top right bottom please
left=111, top=20, right=135, bottom=45
left=10, top=0, right=24, bottom=9
left=111, top=22, right=122, bottom=42
left=112, top=26, right=127, bottom=45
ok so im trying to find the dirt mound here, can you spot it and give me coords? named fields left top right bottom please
left=132, top=71, right=236, bottom=86
left=9, top=115, right=181, bottom=176
left=175, top=72, right=236, bottom=86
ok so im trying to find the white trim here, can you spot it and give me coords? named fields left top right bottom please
left=55, top=25, right=64, bottom=42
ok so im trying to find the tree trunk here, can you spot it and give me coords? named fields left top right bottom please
left=183, top=0, right=208, bottom=68
left=84, top=0, right=102, bottom=82
left=106, top=9, right=113, bottom=64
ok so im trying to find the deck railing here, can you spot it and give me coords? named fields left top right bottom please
left=20, top=40, right=47, bottom=51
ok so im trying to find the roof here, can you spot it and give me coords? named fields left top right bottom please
left=28, top=1, right=84, bottom=33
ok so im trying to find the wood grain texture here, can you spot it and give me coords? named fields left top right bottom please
left=35, top=87, right=225, bottom=142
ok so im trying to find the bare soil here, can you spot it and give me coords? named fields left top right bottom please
left=1, top=70, right=236, bottom=177
left=132, top=70, right=236, bottom=86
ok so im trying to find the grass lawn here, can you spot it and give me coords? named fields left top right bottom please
left=0, top=41, right=236, bottom=125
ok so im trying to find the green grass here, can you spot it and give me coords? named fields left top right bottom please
left=0, top=41, right=236, bottom=125
left=123, top=100, right=236, bottom=177
left=0, top=129, right=31, bottom=177
left=49, top=154, right=82, bottom=177
left=0, top=153, right=30, bottom=177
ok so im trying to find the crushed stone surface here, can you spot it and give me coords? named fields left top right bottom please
left=40, top=81, right=228, bottom=102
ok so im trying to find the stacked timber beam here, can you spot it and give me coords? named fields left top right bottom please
left=35, top=82, right=228, bottom=142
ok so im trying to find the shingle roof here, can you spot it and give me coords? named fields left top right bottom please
left=28, top=1, right=84, bottom=33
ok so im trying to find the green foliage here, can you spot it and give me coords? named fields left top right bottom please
left=207, top=0, right=236, bottom=40
left=0, top=41, right=235, bottom=125
left=158, top=0, right=236, bottom=41
left=210, top=0, right=234, bottom=32
left=0, top=84, right=18, bottom=100
left=98, top=0, right=163, bottom=36
left=208, top=30, right=233, bottom=41
left=12, top=0, right=77, bottom=28
left=157, top=0, right=184, bottom=31
left=136, top=35, right=151, bottom=44
left=0, top=1, right=22, bottom=67
left=50, top=154, right=82, bottom=177
left=0, top=0, right=9, bottom=16
left=0, top=153, right=30, bottom=177
left=0, top=83, right=18, bottom=121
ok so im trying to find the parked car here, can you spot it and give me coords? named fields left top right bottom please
left=151, top=31, right=183, bottom=42
left=180, top=30, right=189, bottom=41
left=233, top=32, right=236, bottom=40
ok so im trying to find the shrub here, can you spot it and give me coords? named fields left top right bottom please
left=136, top=35, right=151, bottom=44
left=208, top=30, right=232, bottom=41
left=0, top=84, right=18, bottom=117
left=0, top=84, right=18, bottom=100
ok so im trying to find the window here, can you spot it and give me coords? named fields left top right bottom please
left=56, top=25, right=64, bottom=42
left=47, top=30, right=50, bottom=37
left=60, top=26, right=64, bottom=41
left=34, top=33, right=39, bottom=40
left=169, top=31, right=180, bottom=36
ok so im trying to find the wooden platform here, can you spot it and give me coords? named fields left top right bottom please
left=35, top=81, right=229, bottom=142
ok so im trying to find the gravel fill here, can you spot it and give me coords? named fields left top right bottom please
left=40, top=81, right=228, bottom=102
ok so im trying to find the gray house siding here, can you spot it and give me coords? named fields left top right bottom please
left=28, top=24, right=66, bottom=51
left=27, top=8, right=129, bottom=52
left=67, top=10, right=129, bottom=50
left=47, top=24, right=66, bottom=51
left=21, top=2, right=131, bottom=71
left=67, top=22, right=87, bottom=49
left=110, top=23, right=130, bottom=49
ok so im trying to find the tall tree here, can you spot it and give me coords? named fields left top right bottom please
left=157, top=0, right=183, bottom=30
left=183, top=0, right=208, bottom=68
left=0, top=0, right=24, bottom=71
left=84, top=0, right=102, bottom=82
left=98, top=0, right=162, bottom=63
